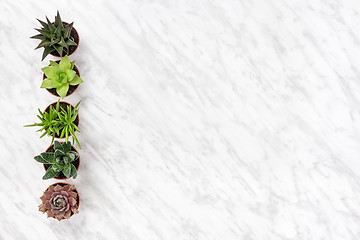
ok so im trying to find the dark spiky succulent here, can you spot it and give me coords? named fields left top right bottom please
left=34, top=141, right=79, bottom=180
left=31, top=11, right=77, bottom=60
left=39, top=184, right=79, bottom=221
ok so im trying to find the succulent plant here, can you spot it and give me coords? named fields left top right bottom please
left=41, top=55, right=83, bottom=98
left=39, top=184, right=79, bottom=221
left=24, top=100, right=82, bottom=149
left=31, top=11, right=77, bottom=60
left=34, top=141, right=79, bottom=180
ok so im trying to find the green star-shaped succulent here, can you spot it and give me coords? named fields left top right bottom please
left=41, top=55, right=83, bottom=98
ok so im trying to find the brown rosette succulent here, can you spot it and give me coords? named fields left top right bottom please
left=39, top=183, right=79, bottom=221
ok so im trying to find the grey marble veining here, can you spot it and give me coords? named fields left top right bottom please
left=1, top=0, right=360, bottom=239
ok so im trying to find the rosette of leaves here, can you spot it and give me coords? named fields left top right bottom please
left=34, top=141, right=78, bottom=180
left=41, top=55, right=83, bottom=98
left=31, top=11, right=77, bottom=60
left=39, top=184, right=79, bottom=221
left=24, top=100, right=81, bottom=149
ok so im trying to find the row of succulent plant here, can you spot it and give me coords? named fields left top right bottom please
left=27, top=11, right=82, bottom=221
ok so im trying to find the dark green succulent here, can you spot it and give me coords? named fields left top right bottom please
left=35, top=141, right=79, bottom=180
left=31, top=11, right=77, bottom=60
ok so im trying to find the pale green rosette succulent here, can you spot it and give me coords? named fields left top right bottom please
left=41, top=55, right=83, bottom=98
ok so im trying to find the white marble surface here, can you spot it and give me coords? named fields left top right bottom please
left=1, top=0, right=360, bottom=239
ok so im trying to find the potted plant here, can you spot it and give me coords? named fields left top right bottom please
left=34, top=141, right=79, bottom=180
left=24, top=100, right=82, bottom=149
left=31, top=11, right=79, bottom=60
left=41, top=55, right=83, bottom=98
left=39, top=183, right=79, bottom=221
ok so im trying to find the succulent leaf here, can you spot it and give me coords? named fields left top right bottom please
left=65, top=69, right=76, bottom=81
left=66, top=38, right=77, bottom=46
left=54, top=140, right=63, bottom=151
left=31, top=34, right=46, bottom=40
left=35, top=40, right=52, bottom=49
left=70, top=164, right=77, bottom=179
left=54, top=149, right=65, bottom=158
left=40, top=78, right=53, bottom=88
left=69, top=75, right=83, bottom=86
left=37, top=18, right=50, bottom=30
left=63, top=165, right=71, bottom=178
left=59, top=55, right=71, bottom=70
left=56, top=83, right=69, bottom=99
left=34, top=153, right=54, bottom=164
left=50, top=60, right=59, bottom=67
left=52, top=163, right=64, bottom=172
left=63, top=156, right=69, bottom=165
left=40, top=152, right=55, bottom=163
left=42, top=66, right=56, bottom=79
left=66, top=151, right=77, bottom=162
left=42, top=47, right=54, bottom=61
left=43, top=167, right=58, bottom=180
left=63, top=141, right=72, bottom=152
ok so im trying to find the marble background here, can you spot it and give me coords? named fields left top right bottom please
left=0, top=0, right=360, bottom=239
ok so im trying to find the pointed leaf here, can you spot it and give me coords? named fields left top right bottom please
left=66, top=38, right=77, bottom=46
left=52, top=163, right=64, bottom=173
left=41, top=66, right=56, bottom=78
left=65, top=69, right=76, bottom=81
left=53, top=44, right=63, bottom=57
left=43, top=167, right=58, bottom=180
left=34, top=154, right=52, bottom=164
left=59, top=55, right=71, bottom=70
left=37, top=18, right=49, bottom=30
left=41, top=46, right=53, bottom=61
left=63, top=141, right=72, bottom=152
left=46, top=16, right=55, bottom=31
left=54, top=141, right=64, bottom=151
left=55, top=11, right=62, bottom=27
left=40, top=78, right=54, bottom=88
left=50, top=60, right=59, bottom=67
left=50, top=78, right=63, bottom=88
left=35, top=40, right=51, bottom=49
left=63, top=22, right=74, bottom=38
left=30, top=34, right=46, bottom=40
left=54, top=149, right=65, bottom=158
left=63, top=164, right=71, bottom=178
left=40, top=152, right=55, bottom=163
left=70, top=164, right=77, bottom=179
left=58, top=37, right=68, bottom=48
left=35, top=28, right=51, bottom=38
left=69, top=74, right=83, bottom=86
left=63, top=156, right=69, bottom=165
left=56, top=82, right=69, bottom=99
